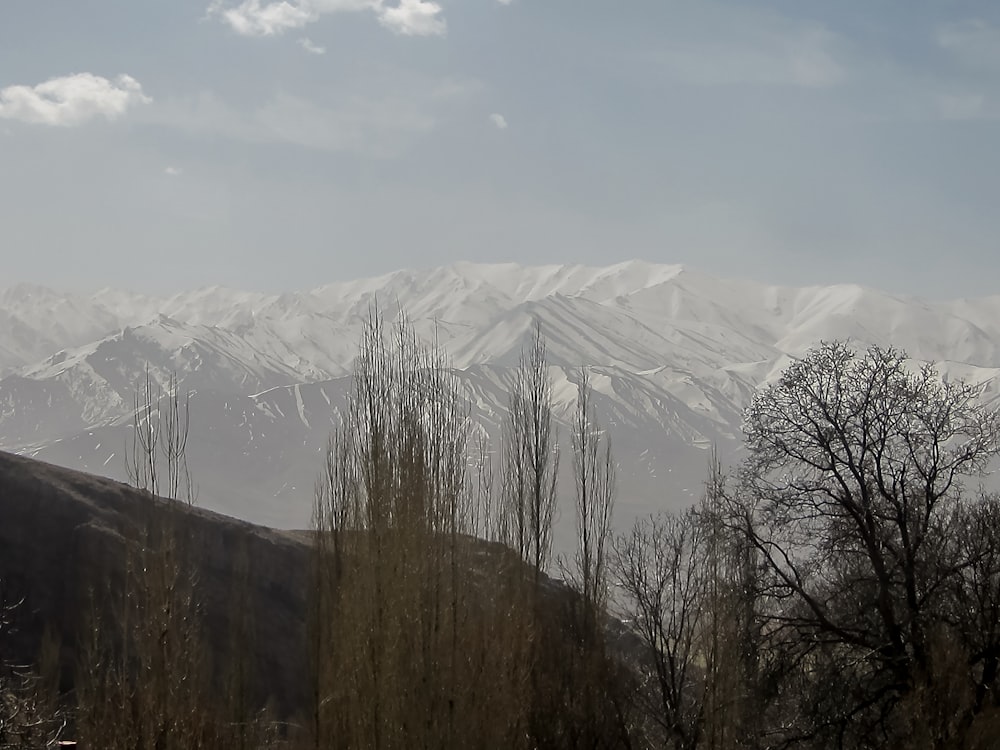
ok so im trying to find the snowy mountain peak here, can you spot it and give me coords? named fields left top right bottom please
left=6, top=260, right=1000, bottom=533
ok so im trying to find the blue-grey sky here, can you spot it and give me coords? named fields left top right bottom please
left=1, top=0, right=998, bottom=298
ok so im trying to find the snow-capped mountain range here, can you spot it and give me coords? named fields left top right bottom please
left=4, top=261, right=1000, bottom=547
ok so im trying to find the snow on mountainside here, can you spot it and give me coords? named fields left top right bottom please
left=0, top=284, right=122, bottom=374
left=4, top=261, right=1000, bottom=539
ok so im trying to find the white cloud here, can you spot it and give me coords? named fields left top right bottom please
left=377, top=0, right=445, bottom=36
left=496, top=0, right=512, bottom=4
left=489, top=112, right=508, bottom=129
left=208, top=0, right=317, bottom=35
left=164, top=166, right=183, bottom=176
left=299, top=37, right=327, bottom=54
left=0, top=73, right=151, bottom=127
left=209, top=0, right=445, bottom=38
left=938, top=20, right=1000, bottom=71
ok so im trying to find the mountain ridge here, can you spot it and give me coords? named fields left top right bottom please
left=4, top=260, right=1000, bottom=542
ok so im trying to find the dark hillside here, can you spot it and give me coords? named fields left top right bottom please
left=0, top=449, right=654, bottom=749
left=0, top=449, right=312, bottom=717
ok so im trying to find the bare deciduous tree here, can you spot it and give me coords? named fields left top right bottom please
left=125, top=368, right=195, bottom=505
left=311, top=311, right=534, bottom=750
left=76, top=371, right=268, bottom=749
left=502, top=320, right=559, bottom=582
left=735, top=341, right=1000, bottom=747
left=571, top=367, right=616, bottom=635
left=613, top=508, right=710, bottom=750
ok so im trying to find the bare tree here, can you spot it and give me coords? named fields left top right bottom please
left=610, top=453, right=776, bottom=750
left=310, top=310, right=535, bottom=750
left=76, top=371, right=254, bottom=749
left=735, top=341, right=1000, bottom=747
left=952, top=494, right=1000, bottom=715
left=125, top=368, right=195, bottom=505
left=502, top=320, right=559, bottom=581
left=697, top=455, right=770, bottom=750
left=613, top=508, right=710, bottom=750
left=571, top=367, right=616, bottom=635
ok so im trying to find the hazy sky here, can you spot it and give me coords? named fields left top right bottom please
left=1, top=1, right=998, bottom=298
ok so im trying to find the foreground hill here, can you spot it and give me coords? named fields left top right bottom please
left=0, top=450, right=596, bottom=727
left=0, top=449, right=313, bottom=717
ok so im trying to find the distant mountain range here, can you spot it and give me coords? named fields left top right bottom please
left=4, top=261, right=1000, bottom=548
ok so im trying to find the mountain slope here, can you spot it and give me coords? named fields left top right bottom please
left=0, top=449, right=314, bottom=717
left=4, top=261, right=1000, bottom=540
